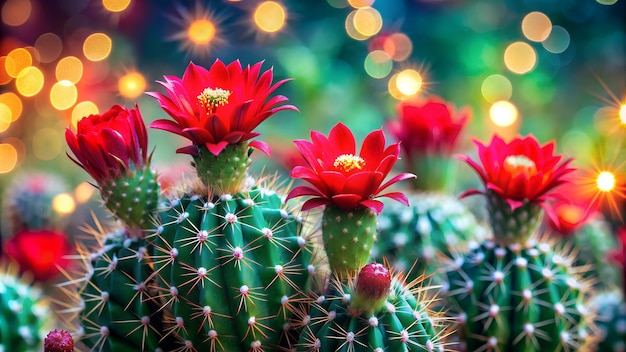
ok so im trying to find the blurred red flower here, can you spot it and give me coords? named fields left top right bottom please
left=5, top=230, right=72, bottom=282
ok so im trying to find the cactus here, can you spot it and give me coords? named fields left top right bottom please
left=150, top=176, right=316, bottom=351
left=590, top=290, right=626, bottom=351
left=1, top=172, right=68, bottom=237
left=296, top=263, right=447, bottom=351
left=0, top=263, right=55, bottom=351
left=374, top=193, right=489, bottom=283
left=442, top=135, right=596, bottom=351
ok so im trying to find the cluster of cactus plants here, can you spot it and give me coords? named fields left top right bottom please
left=54, top=56, right=625, bottom=352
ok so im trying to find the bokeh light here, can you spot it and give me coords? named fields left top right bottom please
left=15, top=66, right=44, bottom=97
left=72, top=101, right=99, bottom=128
left=345, top=10, right=369, bottom=40
left=83, top=33, right=112, bottom=61
left=1, top=0, right=31, bottom=27
left=0, top=57, right=12, bottom=85
left=542, top=26, right=570, bottom=54
left=55, top=56, right=83, bottom=84
left=0, top=103, right=11, bottom=132
left=481, top=74, right=513, bottom=103
left=490, top=100, right=518, bottom=127
left=6, top=48, right=32, bottom=77
left=384, top=33, right=412, bottom=62
left=0, top=92, right=22, bottom=122
left=597, top=0, right=618, bottom=4
left=75, top=182, right=96, bottom=203
left=364, top=50, right=392, bottom=78
left=50, top=80, right=78, bottom=110
left=34, top=33, right=63, bottom=64
left=504, top=41, right=536, bottom=74
left=395, top=69, right=422, bottom=96
left=52, top=193, right=76, bottom=214
left=352, top=7, right=382, bottom=37
left=348, top=0, right=374, bottom=8
left=521, top=12, right=552, bottom=42
left=620, top=104, right=626, bottom=124
left=188, top=19, right=215, bottom=45
left=32, top=128, right=63, bottom=160
left=102, top=0, right=131, bottom=12
left=0, top=143, right=18, bottom=173
left=118, top=71, right=147, bottom=99
left=597, top=171, right=616, bottom=192
left=254, top=1, right=286, bottom=33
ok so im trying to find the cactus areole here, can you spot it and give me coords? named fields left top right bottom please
left=287, top=122, right=415, bottom=278
left=458, top=135, right=574, bottom=245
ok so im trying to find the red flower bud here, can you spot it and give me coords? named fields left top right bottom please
left=44, top=329, right=74, bottom=352
left=355, top=263, right=391, bottom=300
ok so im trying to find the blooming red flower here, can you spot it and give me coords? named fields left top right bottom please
left=65, top=104, right=148, bottom=184
left=286, top=122, right=416, bottom=215
left=387, top=96, right=470, bottom=157
left=148, top=59, right=298, bottom=157
left=5, top=230, right=72, bottom=282
left=458, top=135, right=574, bottom=210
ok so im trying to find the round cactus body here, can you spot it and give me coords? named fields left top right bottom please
left=152, top=185, right=316, bottom=351
left=77, top=229, right=167, bottom=351
left=0, top=266, right=54, bottom=351
left=374, top=192, right=489, bottom=283
left=443, top=239, right=595, bottom=352
left=592, top=290, right=626, bottom=351
left=1, top=173, right=68, bottom=237
left=296, top=271, right=445, bottom=351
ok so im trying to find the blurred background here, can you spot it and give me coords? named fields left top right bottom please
left=0, top=0, right=625, bottom=242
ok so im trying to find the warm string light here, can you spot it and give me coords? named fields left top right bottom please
left=490, top=100, right=518, bottom=127
left=169, top=2, right=223, bottom=58
left=118, top=71, right=147, bottom=99
left=254, top=1, right=286, bottom=33
left=577, top=165, right=626, bottom=221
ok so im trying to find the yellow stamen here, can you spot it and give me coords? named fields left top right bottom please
left=503, top=154, right=537, bottom=178
left=334, top=154, right=366, bottom=173
left=197, top=87, right=231, bottom=114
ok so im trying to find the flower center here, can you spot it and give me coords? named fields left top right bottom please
left=334, top=154, right=366, bottom=173
left=197, top=87, right=231, bottom=114
left=503, top=154, right=537, bottom=178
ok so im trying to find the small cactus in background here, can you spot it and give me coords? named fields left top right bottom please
left=1, top=172, right=68, bottom=237
left=44, top=329, right=74, bottom=352
left=373, top=97, right=489, bottom=283
left=296, top=263, right=447, bottom=351
left=443, top=135, right=596, bottom=351
left=65, top=104, right=164, bottom=351
left=590, top=290, right=626, bottom=352
left=286, top=122, right=416, bottom=280
left=0, top=263, right=55, bottom=351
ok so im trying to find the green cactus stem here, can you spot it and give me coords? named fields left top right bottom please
left=442, top=239, right=595, bottom=352
left=151, top=183, right=316, bottom=351
left=100, top=165, right=159, bottom=234
left=193, top=142, right=252, bottom=194
left=321, top=205, right=377, bottom=281
left=486, top=190, right=543, bottom=246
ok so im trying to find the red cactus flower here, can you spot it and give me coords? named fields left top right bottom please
left=387, top=96, right=470, bottom=157
left=44, top=329, right=74, bottom=352
left=458, top=135, right=575, bottom=210
left=148, top=59, right=298, bottom=157
left=5, top=230, right=72, bottom=282
left=65, top=104, right=148, bottom=184
left=286, top=122, right=416, bottom=215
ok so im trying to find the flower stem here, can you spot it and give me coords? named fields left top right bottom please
left=193, top=143, right=251, bottom=194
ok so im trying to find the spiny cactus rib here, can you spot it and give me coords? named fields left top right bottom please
left=295, top=274, right=447, bottom=352
left=443, top=239, right=595, bottom=352
left=151, top=186, right=316, bottom=351
left=77, top=229, right=168, bottom=351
